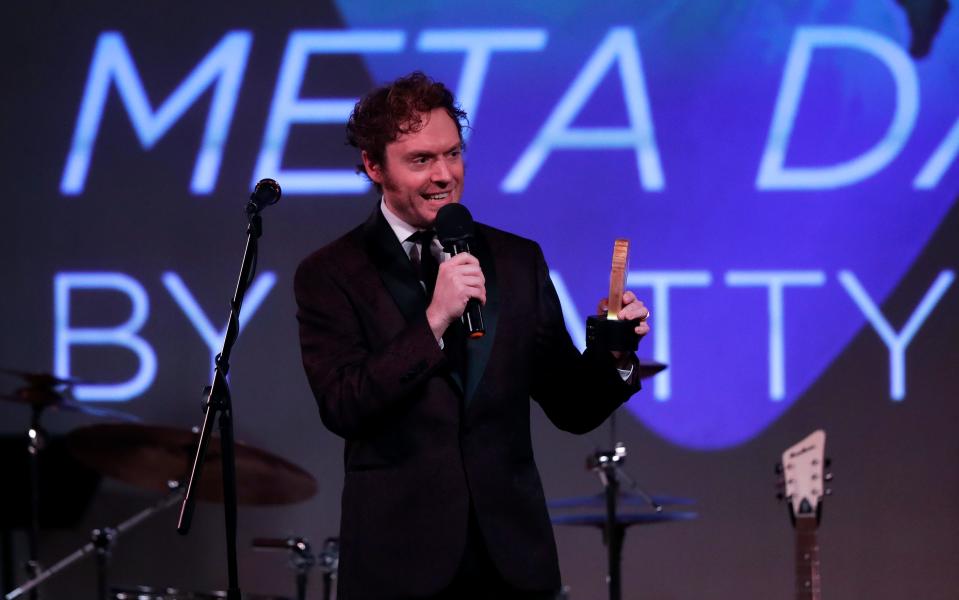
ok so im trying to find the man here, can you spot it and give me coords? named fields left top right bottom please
left=295, top=72, right=650, bottom=599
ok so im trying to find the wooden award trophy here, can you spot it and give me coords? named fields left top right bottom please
left=586, top=239, right=640, bottom=351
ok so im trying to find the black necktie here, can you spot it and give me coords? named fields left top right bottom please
left=409, top=230, right=467, bottom=387
left=408, top=229, right=439, bottom=298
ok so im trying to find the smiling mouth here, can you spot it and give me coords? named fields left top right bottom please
left=422, top=192, right=451, bottom=201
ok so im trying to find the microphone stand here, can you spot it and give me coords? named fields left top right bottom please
left=175, top=207, right=266, bottom=600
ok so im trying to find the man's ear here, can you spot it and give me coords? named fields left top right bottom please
left=361, top=151, right=384, bottom=185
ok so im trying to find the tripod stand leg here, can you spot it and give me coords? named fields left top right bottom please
left=5, top=493, right=181, bottom=600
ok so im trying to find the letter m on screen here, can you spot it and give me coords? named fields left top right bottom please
left=60, top=31, right=252, bottom=196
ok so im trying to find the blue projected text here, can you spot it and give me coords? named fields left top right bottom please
left=61, top=26, right=959, bottom=197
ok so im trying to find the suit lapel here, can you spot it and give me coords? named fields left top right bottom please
left=463, top=227, right=499, bottom=406
left=362, top=207, right=466, bottom=395
left=362, top=208, right=427, bottom=324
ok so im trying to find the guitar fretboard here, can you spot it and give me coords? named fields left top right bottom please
left=794, top=516, right=821, bottom=600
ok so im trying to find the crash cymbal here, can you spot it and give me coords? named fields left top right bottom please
left=636, top=359, right=667, bottom=380
left=67, top=423, right=318, bottom=506
left=547, top=491, right=695, bottom=510
left=0, top=386, right=67, bottom=409
left=0, top=387, right=139, bottom=422
left=0, top=369, right=84, bottom=388
left=550, top=510, right=698, bottom=527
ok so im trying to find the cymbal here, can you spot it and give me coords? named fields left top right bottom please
left=0, top=387, right=139, bottom=422
left=0, top=369, right=84, bottom=387
left=0, top=387, right=66, bottom=409
left=547, top=492, right=695, bottom=510
left=636, top=359, right=667, bottom=380
left=67, top=423, right=318, bottom=506
left=551, top=510, right=698, bottom=527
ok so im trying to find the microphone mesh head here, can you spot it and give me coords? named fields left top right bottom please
left=435, top=203, right=474, bottom=245
left=252, top=178, right=281, bottom=206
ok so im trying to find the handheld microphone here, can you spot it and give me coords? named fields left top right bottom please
left=247, top=178, right=281, bottom=215
left=435, top=203, right=485, bottom=338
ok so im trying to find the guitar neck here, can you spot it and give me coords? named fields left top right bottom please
left=794, top=516, right=821, bottom=600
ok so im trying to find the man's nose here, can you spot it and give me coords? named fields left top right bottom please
left=431, top=158, right=452, bottom=184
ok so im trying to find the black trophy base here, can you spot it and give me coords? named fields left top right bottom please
left=586, top=315, right=640, bottom=352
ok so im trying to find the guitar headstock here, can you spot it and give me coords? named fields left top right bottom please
left=776, top=429, right=831, bottom=526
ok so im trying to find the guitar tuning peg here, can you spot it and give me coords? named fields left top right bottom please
left=776, top=492, right=784, bottom=501
left=824, top=473, right=833, bottom=481
left=824, top=457, right=832, bottom=468
left=774, top=463, right=784, bottom=474
left=824, top=488, right=833, bottom=496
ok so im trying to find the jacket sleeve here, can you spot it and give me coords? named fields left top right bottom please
left=528, top=244, right=641, bottom=434
left=294, top=253, right=447, bottom=440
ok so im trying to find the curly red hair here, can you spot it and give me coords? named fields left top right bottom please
left=346, top=72, right=468, bottom=186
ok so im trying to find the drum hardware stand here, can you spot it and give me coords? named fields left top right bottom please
left=4, top=372, right=125, bottom=599
left=318, top=537, right=339, bottom=600
left=176, top=179, right=280, bottom=600
left=253, top=535, right=337, bottom=600
left=588, top=410, right=662, bottom=600
left=91, top=527, right=115, bottom=600
left=291, top=540, right=314, bottom=600
left=23, top=407, right=44, bottom=600
left=5, top=488, right=183, bottom=600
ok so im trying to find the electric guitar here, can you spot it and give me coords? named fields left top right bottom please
left=776, top=429, right=832, bottom=600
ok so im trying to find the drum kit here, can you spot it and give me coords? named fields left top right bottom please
left=0, top=369, right=330, bottom=600
left=0, top=181, right=336, bottom=599
left=1, top=359, right=695, bottom=600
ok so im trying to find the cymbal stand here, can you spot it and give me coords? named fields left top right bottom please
left=588, top=410, right=662, bottom=600
left=24, top=405, right=45, bottom=600
left=5, top=489, right=183, bottom=600
left=91, top=527, right=116, bottom=600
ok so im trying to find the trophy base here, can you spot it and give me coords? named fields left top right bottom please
left=586, top=314, right=639, bottom=352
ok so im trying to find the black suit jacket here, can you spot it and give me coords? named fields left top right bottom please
left=295, top=208, right=639, bottom=599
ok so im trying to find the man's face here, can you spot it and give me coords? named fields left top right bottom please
left=364, top=108, right=464, bottom=229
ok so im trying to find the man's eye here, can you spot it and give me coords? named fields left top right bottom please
left=412, top=156, right=430, bottom=165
